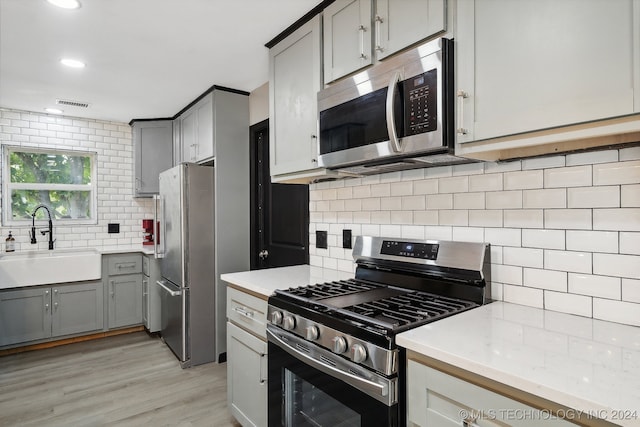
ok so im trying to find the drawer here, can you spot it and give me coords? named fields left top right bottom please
left=107, top=254, right=142, bottom=276
left=227, top=287, right=268, bottom=339
left=142, top=256, right=150, bottom=277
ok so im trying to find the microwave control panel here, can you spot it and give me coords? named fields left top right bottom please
left=403, top=69, right=438, bottom=136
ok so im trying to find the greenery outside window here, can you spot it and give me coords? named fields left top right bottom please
left=2, top=146, right=97, bottom=225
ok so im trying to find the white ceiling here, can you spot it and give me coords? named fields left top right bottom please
left=0, top=0, right=322, bottom=123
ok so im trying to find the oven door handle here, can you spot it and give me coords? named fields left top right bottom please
left=267, top=328, right=389, bottom=400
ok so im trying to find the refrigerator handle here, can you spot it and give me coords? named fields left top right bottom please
left=153, top=194, right=164, bottom=259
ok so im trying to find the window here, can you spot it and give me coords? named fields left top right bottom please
left=2, top=146, right=97, bottom=224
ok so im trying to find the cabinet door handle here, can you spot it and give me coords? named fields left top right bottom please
left=358, top=25, right=367, bottom=59
left=110, top=280, right=115, bottom=298
left=233, top=306, right=254, bottom=318
left=45, top=303, right=49, bottom=312
left=54, top=302, right=58, bottom=311
left=374, top=15, right=383, bottom=52
left=456, top=90, right=469, bottom=135
left=462, top=416, right=480, bottom=427
left=259, top=353, right=267, bottom=384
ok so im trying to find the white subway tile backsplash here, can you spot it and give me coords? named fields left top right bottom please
left=424, top=226, right=452, bottom=240
left=522, top=229, right=565, bottom=250
left=469, top=173, right=503, bottom=192
left=593, top=208, right=640, bottom=231
left=593, top=160, right=640, bottom=185
left=593, top=253, right=640, bottom=279
left=469, top=210, right=503, bottom=228
left=566, top=150, right=618, bottom=166
left=401, top=195, right=426, bottom=210
left=414, top=210, right=439, bottom=225
left=390, top=181, right=413, bottom=196
left=371, top=183, right=391, bottom=197
left=503, top=284, right=543, bottom=308
left=620, top=146, right=640, bottom=161
left=504, top=170, right=544, bottom=190
left=622, top=279, right=640, bottom=303
left=620, top=232, right=640, bottom=255
left=438, top=176, right=468, bottom=193
left=568, top=273, right=621, bottom=300
left=453, top=192, right=485, bottom=210
left=308, top=147, right=640, bottom=327
left=504, top=247, right=544, bottom=268
left=439, top=210, right=468, bottom=226
left=522, top=188, right=567, bottom=209
left=426, top=194, right=453, bottom=210
left=545, top=250, right=592, bottom=273
left=504, top=209, right=544, bottom=229
left=414, top=179, right=438, bottom=195
left=523, top=268, right=567, bottom=291
left=544, top=165, right=592, bottom=188
left=566, top=231, right=618, bottom=253
left=522, top=156, right=565, bottom=170
left=452, top=227, right=485, bottom=243
left=486, top=190, right=523, bottom=209
left=593, top=299, right=640, bottom=327
left=621, top=184, right=640, bottom=207
left=545, top=291, right=592, bottom=317
left=485, top=228, right=521, bottom=247
left=544, top=209, right=592, bottom=230
left=567, top=186, right=620, bottom=208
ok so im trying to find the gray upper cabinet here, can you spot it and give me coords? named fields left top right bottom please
left=455, top=0, right=640, bottom=159
left=323, top=0, right=446, bottom=83
left=374, top=0, right=446, bottom=60
left=269, top=15, right=337, bottom=183
left=178, top=89, right=248, bottom=165
left=132, top=120, right=173, bottom=197
left=0, top=281, right=103, bottom=348
left=323, top=0, right=373, bottom=84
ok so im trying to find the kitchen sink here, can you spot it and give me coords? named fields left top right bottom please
left=0, top=248, right=102, bottom=289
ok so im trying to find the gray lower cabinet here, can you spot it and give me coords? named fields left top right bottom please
left=0, top=281, right=103, bottom=347
left=407, top=359, right=574, bottom=426
left=226, top=286, right=268, bottom=427
left=104, top=253, right=143, bottom=330
left=142, top=254, right=161, bottom=333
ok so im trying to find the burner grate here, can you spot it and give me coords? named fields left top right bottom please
left=284, top=279, right=379, bottom=300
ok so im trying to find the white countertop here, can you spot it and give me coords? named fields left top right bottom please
left=397, top=301, right=640, bottom=427
left=220, top=265, right=352, bottom=297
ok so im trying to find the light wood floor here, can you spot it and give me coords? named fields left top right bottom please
left=0, top=332, right=242, bottom=427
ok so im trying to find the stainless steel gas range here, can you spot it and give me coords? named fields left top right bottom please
left=266, top=236, right=491, bottom=427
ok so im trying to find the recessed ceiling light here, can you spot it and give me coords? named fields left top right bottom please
left=45, top=108, right=64, bottom=114
left=60, top=58, right=86, bottom=68
left=46, top=0, right=81, bottom=9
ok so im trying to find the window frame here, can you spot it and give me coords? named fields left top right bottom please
left=2, top=145, right=98, bottom=226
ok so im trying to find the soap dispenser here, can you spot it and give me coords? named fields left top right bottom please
left=5, top=231, right=15, bottom=252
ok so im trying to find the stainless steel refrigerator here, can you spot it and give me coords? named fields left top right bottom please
left=156, top=163, right=216, bottom=368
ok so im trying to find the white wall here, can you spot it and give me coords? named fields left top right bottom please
left=249, top=82, right=269, bottom=126
left=309, top=148, right=640, bottom=327
left=0, top=108, right=154, bottom=250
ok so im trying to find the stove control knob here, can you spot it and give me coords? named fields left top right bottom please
left=351, top=343, right=367, bottom=363
left=332, top=336, right=348, bottom=354
left=271, top=311, right=283, bottom=325
left=282, top=315, right=296, bottom=331
left=306, top=325, right=320, bottom=341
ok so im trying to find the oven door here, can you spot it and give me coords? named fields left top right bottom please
left=267, top=325, right=399, bottom=427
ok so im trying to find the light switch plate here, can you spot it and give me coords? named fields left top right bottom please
left=343, top=229, right=352, bottom=249
left=316, top=231, right=328, bottom=249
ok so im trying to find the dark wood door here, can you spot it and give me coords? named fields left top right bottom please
left=250, top=120, right=309, bottom=270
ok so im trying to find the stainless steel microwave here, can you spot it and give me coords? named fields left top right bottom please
left=317, top=37, right=471, bottom=175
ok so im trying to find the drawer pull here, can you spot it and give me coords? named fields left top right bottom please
left=233, top=306, right=254, bottom=318
left=117, top=263, right=137, bottom=269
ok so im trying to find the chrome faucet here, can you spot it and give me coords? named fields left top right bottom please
left=30, top=205, right=55, bottom=250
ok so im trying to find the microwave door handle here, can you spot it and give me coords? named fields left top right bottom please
left=386, top=71, right=403, bottom=153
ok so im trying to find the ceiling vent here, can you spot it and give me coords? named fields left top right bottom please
left=56, top=99, right=90, bottom=108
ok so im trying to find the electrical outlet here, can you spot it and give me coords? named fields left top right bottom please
left=108, top=223, right=120, bottom=234
left=316, top=230, right=328, bottom=249
left=343, top=229, right=352, bottom=249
